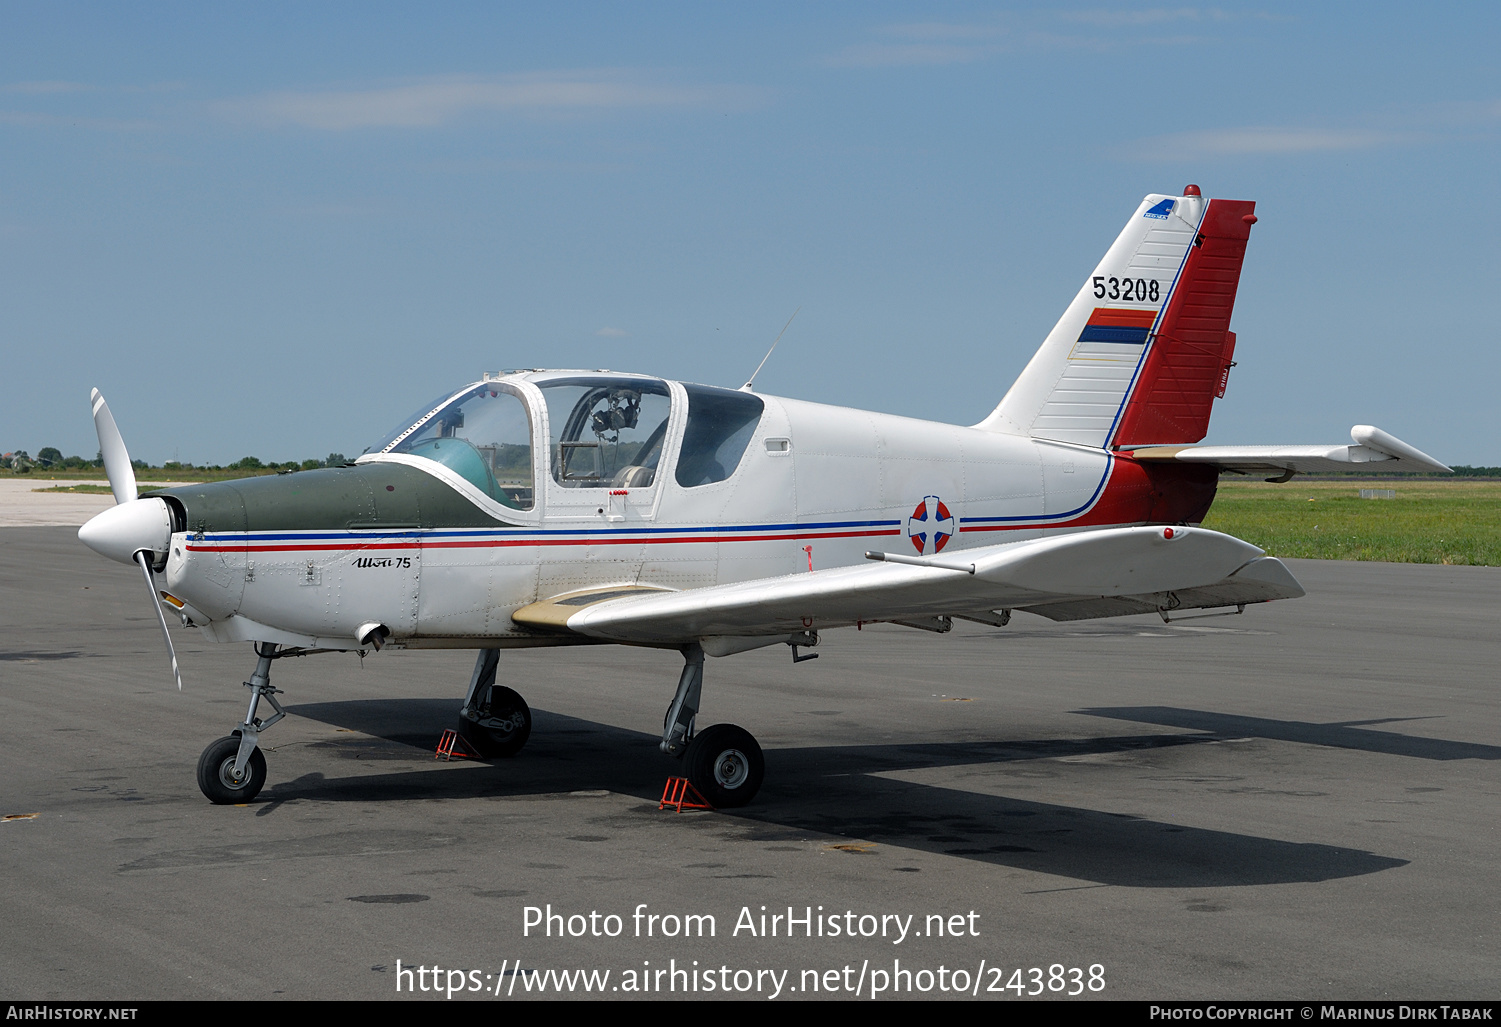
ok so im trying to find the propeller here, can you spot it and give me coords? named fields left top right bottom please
left=90, top=387, right=138, bottom=505
left=80, top=388, right=184, bottom=691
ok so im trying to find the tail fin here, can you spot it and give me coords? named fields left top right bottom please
left=978, top=188, right=1254, bottom=448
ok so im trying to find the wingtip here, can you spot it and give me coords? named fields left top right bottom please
left=1350, top=425, right=1450, bottom=474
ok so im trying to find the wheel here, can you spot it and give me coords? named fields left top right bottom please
left=457, top=686, right=531, bottom=758
left=196, top=734, right=267, bottom=804
left=685, top=723, right=764, bottom=808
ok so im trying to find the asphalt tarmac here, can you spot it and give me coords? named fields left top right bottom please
left=2, top=525, right=1497, bottom=1001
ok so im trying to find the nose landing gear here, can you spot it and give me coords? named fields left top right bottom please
left=197, top=642, right=285, bottom=804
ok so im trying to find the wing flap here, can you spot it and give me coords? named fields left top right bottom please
left=1018, top=555, right=1303, bottom=621
left=563, top=526, right=1300, bottom=644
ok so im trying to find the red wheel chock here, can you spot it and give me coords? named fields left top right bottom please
left=436, top=729, right=481, bottom=761
left=659, top=776, right=714, bottom=812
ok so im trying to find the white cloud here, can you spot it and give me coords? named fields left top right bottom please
left=1060, top=7, right=1223, bottom=27
left=0, top=110, right=154, bottom=130
left=826, top=18, right=1009, bottom=65
left=878, top=22, right=1008, bottom=41
left=1403, top=98, right=1501, bottom=126
left=3, top=80, right=92, bottom=94
left=219, top=72, right=758, bottom=131
left=825, top=12, right=1209, bottom=67
left=1120, top=98, right=1501, bottom=160
left=1123, top=126, right=1412, bottom=160
left=825, top=42, right=1000, bottom=68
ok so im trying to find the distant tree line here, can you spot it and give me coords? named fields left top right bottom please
left=3, top=448, right=350, bottom=473
left=163, top=453, right=352, bottom=473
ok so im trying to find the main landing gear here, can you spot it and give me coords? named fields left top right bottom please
left=459, top=645, right=764, bottom=805
left=661, top=644, right=765, bottom=808
left=197, top=642, right=286, bottom=804
left=193, top=642, right=767, bottom=808
left=457, top=648, right=532, bottom=758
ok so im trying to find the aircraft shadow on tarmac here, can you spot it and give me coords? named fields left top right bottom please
left=1078, top=707, right=1501, bottom=761
left=285, top=698, right=1407, bottom=890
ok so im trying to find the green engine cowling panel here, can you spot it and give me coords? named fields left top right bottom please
left=148, top=464, right=513, bottom=533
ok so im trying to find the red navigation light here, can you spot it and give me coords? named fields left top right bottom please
left=1182, top=184, right=1201, bottom=196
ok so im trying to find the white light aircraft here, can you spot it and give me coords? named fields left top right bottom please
left=78, top=186, right=1448, bottom=808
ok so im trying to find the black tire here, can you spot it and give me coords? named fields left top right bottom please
left=197, top=734, right=267, bottom=804
left=456, top=686, right=531, bottom=758
left=685, top=723, right=764, bottom=808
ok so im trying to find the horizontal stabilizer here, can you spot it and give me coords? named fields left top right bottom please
left=1129, top=425, right=1450, bottom=479
left=545, top=526, right=1304, bottom=645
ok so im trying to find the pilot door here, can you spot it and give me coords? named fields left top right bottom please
left=536, top=376, right=674, bottom=591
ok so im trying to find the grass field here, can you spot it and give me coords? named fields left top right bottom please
left=1201, top=480, right=1501, bottom=566
left=32, top=484, right=131, bottom=494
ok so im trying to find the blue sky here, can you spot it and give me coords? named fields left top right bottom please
left=3, top=3, right=1498, bottom=465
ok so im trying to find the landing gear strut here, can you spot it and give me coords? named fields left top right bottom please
left=197, top=642, right=285, bottom=804
left=661, top=643, right=765, bottom=807
left=457, top=648, right=532, bottom=758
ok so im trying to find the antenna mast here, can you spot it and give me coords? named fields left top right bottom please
left=741, top=307, right=801, bottom=392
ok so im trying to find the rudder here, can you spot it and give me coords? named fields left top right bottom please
left=1110, top=196, right=1253, bottom=447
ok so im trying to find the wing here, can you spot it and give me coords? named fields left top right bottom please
left=1130, top=425, right=1449, bottom=481
left=512, top=526, right=1304, bottom=649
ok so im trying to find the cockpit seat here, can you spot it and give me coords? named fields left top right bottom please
left=613, top=465, right=656, bottom=488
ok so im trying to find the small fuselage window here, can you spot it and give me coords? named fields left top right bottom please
left=383, top=386, right=535, bottom=510
left=675, top=385, right=764, bottom=488
left=539, top=378, right=672, bottom=489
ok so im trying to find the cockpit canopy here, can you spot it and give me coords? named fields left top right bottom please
left=367, top=373, right=765, bottom=510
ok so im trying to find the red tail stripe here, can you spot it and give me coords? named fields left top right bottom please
left=1087, top=307, right=1158, bottom=328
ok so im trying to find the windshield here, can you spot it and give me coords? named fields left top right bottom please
left=378, top=384, right=535, bottom=510
left=365, top=389, right=466, bottom=455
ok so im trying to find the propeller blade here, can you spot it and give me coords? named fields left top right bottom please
left=135, top=552, right=184, bottom=691
left=90, top=387, right=137, bottom=505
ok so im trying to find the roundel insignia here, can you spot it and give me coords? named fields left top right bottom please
left=906, top=495, right=955, bottom=555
